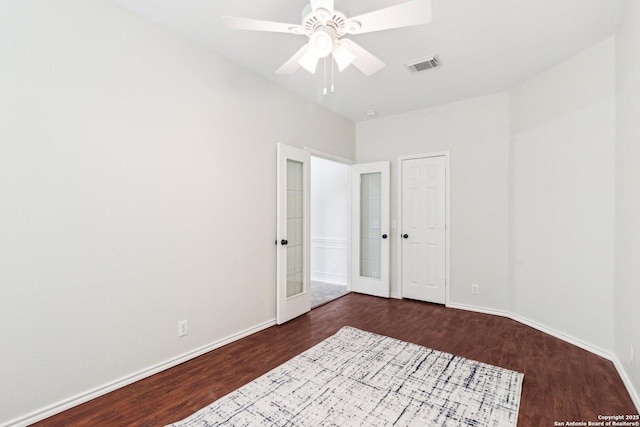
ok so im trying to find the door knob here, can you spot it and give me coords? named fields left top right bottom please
left=281, top=239, right=288, bottom=245
left=382, top=234, right=388, bottom=239
left=403, top=234, right=409, bottom=239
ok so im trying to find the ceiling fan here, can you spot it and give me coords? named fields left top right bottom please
left=222, top=0, right=432, bottom=76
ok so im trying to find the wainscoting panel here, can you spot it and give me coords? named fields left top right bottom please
left=311, top=237, right=348, bottom=286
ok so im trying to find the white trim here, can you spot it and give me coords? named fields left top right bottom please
left=347, top=164, right=352, bottom=293
left=311, top=237, right=348, bottom=250
left=445, top=302, right=507, bottom=319
left=3, top=319, right=276, bottom=427
left=310, top=238, right=348, bottom=285
left=7, top=303, right=637, bottom=427
left=310, top=238, right=348, bottom=284
left=510, top=313, right=612, bottom=361
left=612, top=357, right=640, bottom=412
left=447, top=301, right=640, bottom=412
left=396, top=151, right=451, bottom=305
left=447, top=302, right=613, bottom=360
left=305, top=148, right=354, bottom=165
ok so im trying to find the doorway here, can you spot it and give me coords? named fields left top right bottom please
left=276, top=145, right=391, bottom=323
left=310, top=156, right=350, bottom=307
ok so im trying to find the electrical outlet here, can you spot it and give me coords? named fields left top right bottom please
left=471, top=284, right=479, bottom=295
left=178, top=319, right=189, bottom=337
left=631, top=344, right=635, bottom=364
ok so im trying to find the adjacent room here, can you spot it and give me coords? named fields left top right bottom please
left=310, top=155, right=350, bottom=308
left=1, top=0, right=639, bottom=426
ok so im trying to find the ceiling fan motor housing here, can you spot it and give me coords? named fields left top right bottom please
left=301, top=4, right=351, bottom=37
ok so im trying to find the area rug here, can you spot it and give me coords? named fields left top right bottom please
left=167, top=326, right=523, bottom=426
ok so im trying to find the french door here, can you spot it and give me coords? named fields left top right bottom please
left=277, top=149, right=391, bottom=324
left=351, top=162, right=390, bottom=298
left=276, top=143, right=311, bottom=324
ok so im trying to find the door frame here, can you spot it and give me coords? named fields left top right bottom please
left=396, top=151, right=450, bottom=305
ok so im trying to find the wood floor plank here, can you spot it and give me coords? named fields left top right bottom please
left=33, top=294, right=638, bottom=426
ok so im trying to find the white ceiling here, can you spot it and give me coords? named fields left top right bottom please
left=112, top=0, right=628, bottom=122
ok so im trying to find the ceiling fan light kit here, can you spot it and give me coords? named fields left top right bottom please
left=222, top=0, right=432, bottom=86
left=309, top=29, right=335, bottom=58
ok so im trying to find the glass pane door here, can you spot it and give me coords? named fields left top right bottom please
left=360, top=172, right=381, bottom=279
left=351, top=162, right=390, bottom=298
left=277, top=144, right=311, bottom=324
left=286, top=159, right=304, bottom=298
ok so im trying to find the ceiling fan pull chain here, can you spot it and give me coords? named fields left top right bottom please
left=331, top=54, right=335, bottom=93
left=323, top=57, right=328, bottom=95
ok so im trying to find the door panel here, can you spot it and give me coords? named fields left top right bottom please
left=401, top=156, right=446, bottom=304
left=277, top=144, right=311, bottom=324
left=351, top=162, right=390, bottom=298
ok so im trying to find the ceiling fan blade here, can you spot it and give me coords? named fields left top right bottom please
left=298, top=50, right=320, bottom=74
left=345, top=0, right=432, bottom=35
left=332, top=42, right=356, bottom=72
left=276, top=45, right=309, bottom=75
left=340, top=39, right=385, bottom=76
left=222, top=16, right=304, bottom=34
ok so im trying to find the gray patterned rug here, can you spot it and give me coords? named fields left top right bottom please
left=167, top=327, right=523, bottom=426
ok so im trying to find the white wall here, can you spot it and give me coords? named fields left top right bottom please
left=0, top=1, right=354, bottom=425
left=356, top=37, right=619, bottom=358
left=310, top=157, right=350, bottom=285
left=615, top=0, right=640, bottom=408
left=356, top=93, right=510, bottom=308
left=509, top=37, right=616, bottom=353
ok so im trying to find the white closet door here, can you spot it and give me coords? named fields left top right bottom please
left=351, top=162, right=390, bottom=298
left=401, top=156, right=446, bottom=304
left=276, top=143, right=311, bottom=324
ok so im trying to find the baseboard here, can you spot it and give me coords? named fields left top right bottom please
left=612, top=357, right=640, bottom=412
left=447, top=302, right=613, bottom=361
left=3, top=318, right=277, bottom=427
left=446, top=302, right=508, bottom=319
left=509, top=313, right=613, bottom=361
left=447, top=301, right=640, bottom=412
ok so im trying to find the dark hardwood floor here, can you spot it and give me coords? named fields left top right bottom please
left=34, top=293, right=637, bottom=426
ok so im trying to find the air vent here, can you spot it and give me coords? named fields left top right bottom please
left=406, top=55, right=441, bottom=73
